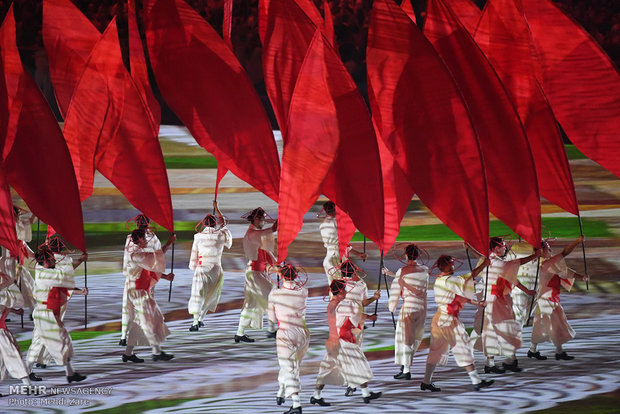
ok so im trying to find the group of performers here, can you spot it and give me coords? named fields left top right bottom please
left=0, top=201, right=588, bottom=412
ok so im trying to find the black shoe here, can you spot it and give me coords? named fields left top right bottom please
left=474, top=379, right=494, bottom=391
left=555, top=351, right=574, bottom=360
left=484, top=365, right=506, bottom=374
left=29, top=372, right=42, bottom=382
left=118, top=339, right=127, bottom=346
left=345, top=386, right=356, bottom=396
left=502, top=360, right=522, bottom=373
left=189, top=325, right=199, bottom=332
left=234, top=334, right=255, bottom=343
left=198, top=321, right=204, bottom=327
left=266, top=330, right=277, bottom=339
left=276, top=396, right=285, bottom=405
left=527, top=350, right=547, bottom=360
left=5, top=318, right=10, bottom=322
left=152, top=351, right=174, bottom=361
left=67, top=373, right=86, bottom=383
left=363, top=391, right=382, bottom=403
left=122, top=354, right=144, bottom=363
left=310, top=397, right=331, bottom=406
left=394, top=371, right=411, bottom=380
left=420, top=382, right=441, bottom=392
left=283, top=407, right=301, bottom=414
left=35, top=363, right=47, bottom=369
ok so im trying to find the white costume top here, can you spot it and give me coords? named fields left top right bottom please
left=476, top=254, right=520, bottom=302
left=126, top=246, right=166, bottom=291
left=33, top=265, right=75, bottom=303
left=243, top=224, right=275, bottom=262
left=538, top=255, right=575, bottom=300
left=189, top=227, right=232, bottom=270
left=388, top=266, right=429, bottom=313
left=267, top=282, right=308, bottom=330
left=320, top=217, right=339, bottom=252
left=15, top=211, right=33, bottom=242
left=434, top=274, right=475, bottom=326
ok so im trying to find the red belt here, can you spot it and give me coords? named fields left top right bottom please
left=446, top=297, right=464, bottom=319
left=0, top=308, right=9, bottom=330
left=44, top=287, right=69, bottom=318
left=491, top=277, right=512, bottom=297
left=250, top=249, right=275, bottom=271
left=339, top=318, right=358, bottom=344
left=135, top=269, right=155, bottom=291
left=548, top=275, right=562, bottom=303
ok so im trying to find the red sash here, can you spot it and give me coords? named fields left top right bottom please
left=547, top=275, right=562, bottom=303
left=491, top=277, right=512, bottom=297
left=250, top=248, right=275, bottom=271
left=45, top=287, right=69, bottom=317
left=135, top=269, right=155, bottom=291
left=446, top=296, right=465, bottom=319
left=339, top=318, right=358, bottom=344
left=0, top=308, right=9, bottom=330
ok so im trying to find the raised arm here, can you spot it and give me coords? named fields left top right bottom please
left=73, top=252, right=88, bottom=269
left=468, top=257, right=491, bottom=281
left=162, top=234, right=177, bottom=253
left=562, top=235, right=584, bottom=257
left=362, top=289, right=381, bottom=307
left=213, top=200, right=224, bottom=222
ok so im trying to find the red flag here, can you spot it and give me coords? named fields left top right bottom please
left=335, top=207, right=356, bottom=258
left=425, top=0, right=541, bottom=248
left=1, top=6, right=85, bottom=252
left=474, top=0, right=578, bottom=215
left=128, top=0, right=161, bottom=133
left=42, top=0, right=100, bottom=118
left=61, top=18, right=174, bottom=231
left=145, top=0, right=280, bottom=202
left=322, top=0, right=336, bottom=47
left=368, top=0, right=489, bottom=255
left=276, top=29, right=341, bottom=261
left=261, top=0, right=320, bottom=140
left=400, top=0, right=417, bottom=24
left=443, top=0, right=481, bottom=33
left=214, top=165, right=227, bottom=201
left=521, top=0, right=620, bottom=179
left=0, top=69, right=19, bottom=255
left=259, top=0, right=322, bottom=44
left=223, top=0, right=233, bottom=48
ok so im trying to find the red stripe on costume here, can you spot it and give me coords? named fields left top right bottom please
left=339, top=318, right=358, bottom=344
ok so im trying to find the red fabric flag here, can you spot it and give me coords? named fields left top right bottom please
left=425, top=0, right=541, bottom=248
left=443, top=0, right=481, bottom=33
left=128, top=0, right=161, bottom=133
left=368, top=0, right=489, bottom=255
left=259, top=0, right=322, bottom=44
left=276, top=29, right=341, bottom=261
left=400, top=0, right=417, bottom=24
left=42, top=0, right=100, bottom=118
left=214, top=165, right=228, bottom=201
left=145, top=0, right=280, bottom=202
left=520, top=0, right=620, bottom=179
left=261, top=0, right=321, bottom=140
left=1, top=7, right=85, bottom=252
left=335, top=207, right=356, bottom=258
left=223, top=0, right=233, bottom=48
left=474, top=0, right=578, bottom=215
left=322, top=0, right=336, bottom=47
left=62, top=18, right=174, bottom=231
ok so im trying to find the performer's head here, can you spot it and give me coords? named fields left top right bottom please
left=323, top=201, right=336, bottom=217
left=12, top=206, right=20, bottom=218
left=131, top=228, right=147, bottom=248
left=490, top=237, right=507, bottom=257
left=280, top=264, right=298, bottom=281
left=47, top=235, right=65, bottom=254
left=247, top=207, right=266, bottom=229
left=330, top=279, right=346, bottom=297
left=436, top=255, right=455, bottom=275
left=35, top=246, right=56, bottom=268
left=340, top=260, right=357, bottom=279
left=405, top=244, right=420, bottom=261
left=135, top=214, right=151, bottom=230
left=541, top=239, right=552, bottom=258
left=202, top=214, right=217, bottom=228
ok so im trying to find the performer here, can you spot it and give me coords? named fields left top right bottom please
left=421, top=255, right=494, bottom=392
left=0, top=264, right=33, bottom=390
left=509, top=241, right=540, bottom=327
left=470, top=237, right=539, bottom=374
left=26, top=236, right=85, bottom=370
left=120, top=214, right=162, bottom=346
left=319, top=201, right=366, bottom=284
left=188, top=201, right=232, bottom=331
left=528, top=236, right=587, bottom=361
left=382, top=244, right=429, bottom=380
left=311, top=279, right=382, bottom=405
left=122, top=228, right=176, bottom=362
left=267, top=264, right=309, bottom=414
left=27, top=246, right=88, bottom=383
left=235, top=207, right=278, bottom=343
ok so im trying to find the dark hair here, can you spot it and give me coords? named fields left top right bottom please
left=323, top=201, right=336, bottom=216
left=330, top=279, right=345, bottom=295
left=35, top=246, right=55, bottom=268
left=135, top=214, right=151, bottom=230
left=436, top=255, right=454, bottom=273
left=203, top=214, right=217, bottom=228
left=340, top=260, right=356, bottom=278
left=281, top=264, right=298, bottom=281
left=405, top=244, right=420, bottom=260
left=247, top=207, right=265, bottom=222
left=490, top=237, right=505, bottom=251
left=47, top=236, right=63, bottom=254
left=13, top=206, right=20, bottom=217
left=131, top=228, right=146, bottom=245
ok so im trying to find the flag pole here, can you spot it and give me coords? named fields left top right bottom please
left=381, top=250, right=396, bottom=329
left=168, top=240, right=175, bottom=302
left=525, top=257, right=541, bottom=327
left=372, top=249, right=383, bottom=327
left=479, top=265, right=489, bottom=334
left=84, top=258, right=88, bottom=329
left=577, top=214, right=589, bottom=290
left=465, top=246, right=473, bottom=272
